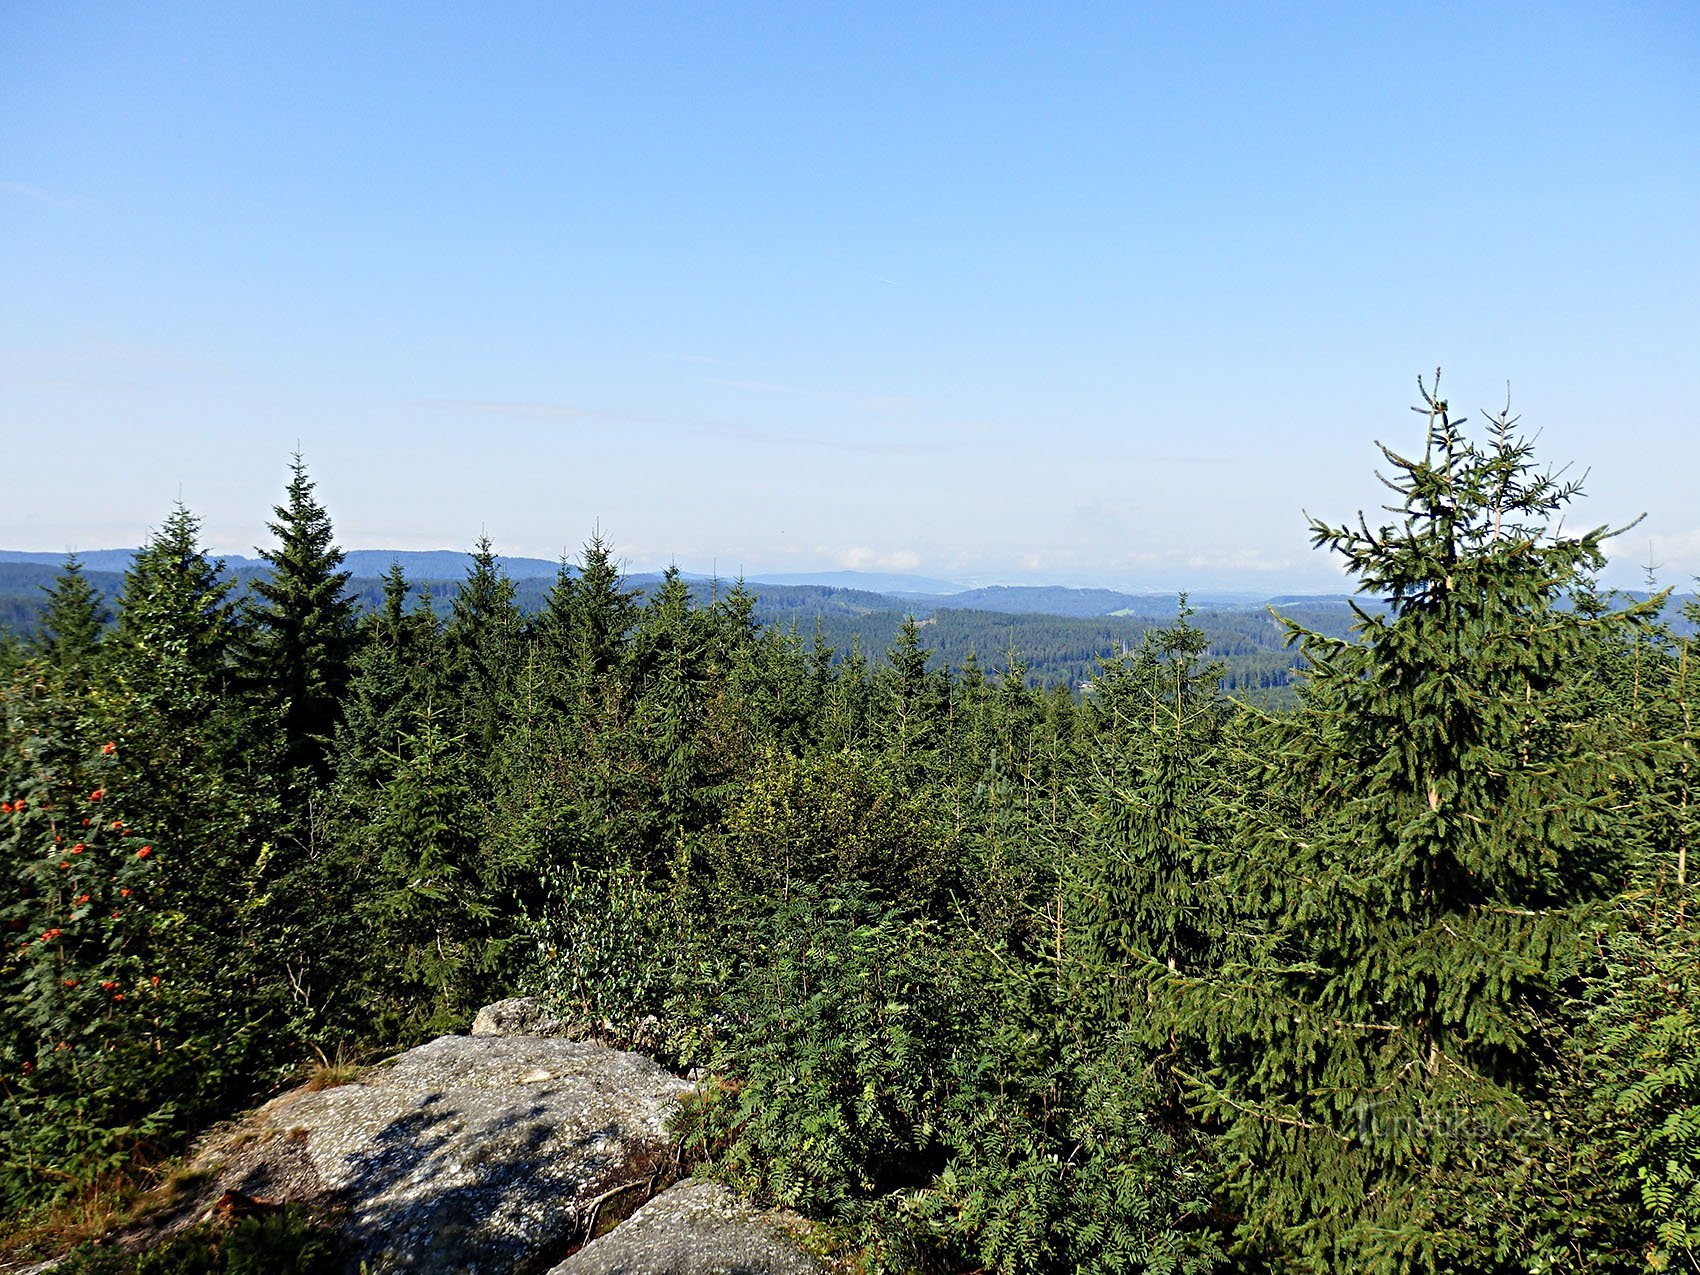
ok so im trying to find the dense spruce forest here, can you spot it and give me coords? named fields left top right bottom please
left=4, top=389, right=1699, bottom=1272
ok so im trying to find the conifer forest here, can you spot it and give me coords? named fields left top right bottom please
left=4, top=384, right=1698, bottom=1272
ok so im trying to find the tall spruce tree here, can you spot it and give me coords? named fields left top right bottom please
left=357, top=707, right=495, bottom=1036
left=32, top=554, right=110, bottom=683
left=1077, top=601, right=1240, bottom=997
left=333, top=562, right=440, bottom=791
left=105, top=504, right=283, bottom=1093
left=533, top=556, right=577, bottom=688
left=1164, top=377, right=1660, bottom=1270
left=442, top=536, right=522, bottom=753
left=528, top=533, right=641, bottom=868
left=112, top=503, right=243, bottom=748
left=240, top=456, right=357, bottom=780
left=627, top=567, right=706, bottom=863
left=874, top=616, right=947, bottom=777
left=698, top=578, right=768, bottom=780
left=303, top=566, right=445, bottom=1042
left=822, top=635, right=871, bottom=752
left=567, top=530, right=639, bottom=692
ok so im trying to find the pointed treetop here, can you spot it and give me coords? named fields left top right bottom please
left=35, top=553, right=111, bottom=668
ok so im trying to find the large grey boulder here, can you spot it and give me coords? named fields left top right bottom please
left=550, top=1179, right=826, bottom=1275
left=196, top=1034, right=692, bottom=1273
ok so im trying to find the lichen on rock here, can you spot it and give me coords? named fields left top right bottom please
left=196, top=1033, right=691, bottom=1273
left=549, top=1179, right=827, bottom=1275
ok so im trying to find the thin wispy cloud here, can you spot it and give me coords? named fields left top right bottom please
left=709, top=378, right=792, bottom=393
left=425, top=397, right=928, bottom=456
left=1182, top=548, right=1295, bottom=573
left=852, top=395, right=1006, bottom=439
left=831, top=545, right=922, bottom=571
left=856, top=394, right=932, bottom=414
left=0, top=340, right=235, bottom=398
left=710, top=420, right=927, bottom=457
left=426, top=398, right=604, bottom=423
left=1, top=181, right=81, bottom=209
left=861, top=415, right=1002, bottom=439
left=0, top=340, right=229, bottom=373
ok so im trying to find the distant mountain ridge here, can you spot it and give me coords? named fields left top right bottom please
left=0, top=549, right=143, bottom=573
left=744, top=569, right=970, bottom=595
left=1, top=549, right=963, bottom=590
left=0, top=547, right=574, bottom=580
left=0, top=550, right=1216, bottom=612
left=2, top=550, right=1684, bottom=627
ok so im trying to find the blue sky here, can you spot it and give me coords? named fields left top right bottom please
left=4, top=2, right=1696, bottom=590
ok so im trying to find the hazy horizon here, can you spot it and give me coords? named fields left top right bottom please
left=0, top=540, right=1344, bottom=596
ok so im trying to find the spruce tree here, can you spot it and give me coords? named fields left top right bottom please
left=874, top=616, right=947, bottom=778
left=111, top=503, right=249, bottom=792
left=749, top=622, right=822, bottom=755
left=32, top=554, right=110, bottom=683
left=1165, top=377, right=1659, bottom=1269
left=114, top=504, right=239, bottom=707
left=442, top=536, right=522, bottom=752
left=240, top=455, right=357, bottom=780
left=333, top=562, right=440, bottom=791
left=804, top=621, right=837, bottom=744
left=699, top=578, right=771, bottom=778
left=533, top=533, right=641, bottom=870
left=627, top=567, right=706, bottom=863
left=357, top=707, right=494, bottom=1035
left=105, top=504, right=282, bottom=1100
left=302, top=567, right=445, bottom=1042
left=957, top=651, right=1054, bottom=946
left=821, top=635, right=871, bottom=752
left=563, top=529, right=639, bottom=706
left=533, top=556, right=577, bottom=687
left=485, top=641, right=577, bottom=894
left=1077, top=601, right=1238, bottom=990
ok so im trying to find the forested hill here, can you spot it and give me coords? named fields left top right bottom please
left=4, top=555, right=1688, bottom=701
left=0, top=554, right=1355, bottom=696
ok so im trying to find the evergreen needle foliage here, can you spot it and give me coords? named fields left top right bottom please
left=5, top=382, right=1697, bottom=1274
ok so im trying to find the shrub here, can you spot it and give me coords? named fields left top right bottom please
left=56, top=1206, right=340, bottom=1275
left=680, top=888, right=953, bottom=1222
left=524, top=861, right=684, bottom=1053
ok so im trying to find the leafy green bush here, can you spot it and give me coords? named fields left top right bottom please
left=680, top=889, right=952, bottom=1221
left=667, top=887, right=1220, bottom=1274
left=706, top=748, right=947, bottom=909
left=908, top=955, right=1222, bottom=1275
left=1, top=658, right=276, bottom=1214
left=524, top=861, right=683, bottom=1050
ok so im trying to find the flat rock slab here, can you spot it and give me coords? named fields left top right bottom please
left=201, top=1034, right=693, bottom=1274
left=551, top=1179, right=826, bottom=1275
